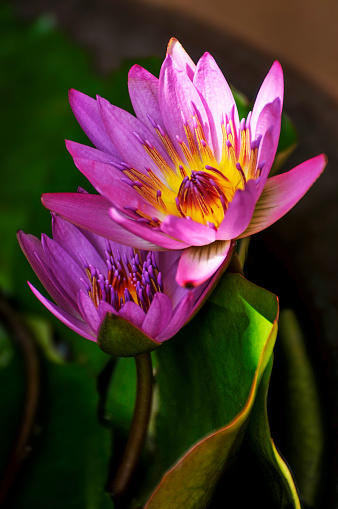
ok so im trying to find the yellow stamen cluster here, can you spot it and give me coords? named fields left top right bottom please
left=123, top=112, right=260, bottom=229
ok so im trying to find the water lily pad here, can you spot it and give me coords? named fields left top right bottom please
left=142, top=273, right=296, bottom=508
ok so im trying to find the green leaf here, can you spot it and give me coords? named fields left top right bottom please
left=276, top=309, right=325, bottom=507
left=8, top=361, right=113, bottom=509
left=97, top=314, right=161, bottom=357
left=143, top=273, right=282, bottom=508
left=246, top=356, right=301, bottom=508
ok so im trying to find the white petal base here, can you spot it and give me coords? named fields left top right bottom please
left=176, top=240, right=232, bottom=288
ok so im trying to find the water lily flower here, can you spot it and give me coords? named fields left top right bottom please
left=17, top=214, right=230, bottom=350
left=42, top=38, right=327, bottom=288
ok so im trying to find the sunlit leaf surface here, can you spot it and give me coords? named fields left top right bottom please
left=143, top=274, right=298, bottom=508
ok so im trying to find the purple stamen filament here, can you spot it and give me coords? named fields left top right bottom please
left=84, top=245, right=163, bottom=313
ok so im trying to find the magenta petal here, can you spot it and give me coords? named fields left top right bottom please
left=176, top=240, right=232, bottom=288
left=97, top=301, right=118, bottom=322
left=159, top=55, right=212, bottom=156
left=41, top=235, right=85, bottom=303
left=255, top=99, right=282, bottom=192
left=51, top=214, right=106, bottom=274
left=191, top=241, right=236, bottom=315
left=97, top=96, right=174, bottom=176
left=239, top=154, right=327, bottom=238
left=17, top=231, right=77, bottom=315
left=70, top=157, right=160, bottom=217
left=110, top=208, right=189, bottom=250
left=28, top=283, right=95, bottom=341
left=68, top=89, right=120, bottom=156
left=193, top=52, right=239, bottom=162
left=42, top=193, right=161, bottom=250
left=166, top=38, right=196, bottom=81
left=155, top=291, right=195, bottom=342
left=250, top=61, right=284, bottom=136
left=118, top=301, right=146, bottom=329
left=128, top=65, right=163, bottom=133
left=142, top=293, right=173, bottom=339
left=161, top=256, right=187, bottom=308
left=66, top=140, right=122, bottom=165
left=77, top=290, right=101, bottom=334
left=216, top=179, right=258, bottom=240
left=160, top=215, right=216, bottom=246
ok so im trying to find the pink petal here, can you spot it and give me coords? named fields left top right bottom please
left=118, top=301, right=146, bottom=329
left=141, top=293, right=173, bottom=339
left=216, top=179, right=258, bottom=240
left=68, top=89, right=120, bottom=156
left=155, top=291, right=195, bottom=342
left=160, top=215, right=216, bottom=246
left=66, top=140, right=122, bottom=165
left=70, top=156, right=160, bottom=217
left=77, top=290, right=101, bottom=334
left=239, top=154, right=327, bottom=238
left=160, top=255, right=187, bottom=309
left=97, top=301, right=118, bottom=322
left=41, top=235, right=85, bottom=303
left=193, top=52, right=239, bottom=162
left=110, top=208, right=189, bottom=250
left=175, top=240, right=232, bottom=288
left=42, top=193, right=161, bottom=250
left=128, top=65, right=163, bottom=133
left=255, top=99, right=283, bottom=192
left=191, top=240, right=236, bottom=314
left=28, top=282, right=95, bottom=341
left=159, top=55, right=213, bottom=157
left=166, top=38, right=196, bottom=81
left=51, top=214, right=106, bottom=275
left=97, top=96, right=174, bottom=177
left=17, top=231, right=77, bottom=315
left=250, top=61, right=284, bottom=137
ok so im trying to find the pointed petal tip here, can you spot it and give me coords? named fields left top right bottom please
left=321, top=153, right=328, bottom=166
left=167, top=37, right=180, bottom=53
left=68, top=88, right=84, bottom=104
left=128, top=63, right=144, bottom=78
left=272, top=60, right=283, bottom=72
left=41, top=193, right=49, bottom=208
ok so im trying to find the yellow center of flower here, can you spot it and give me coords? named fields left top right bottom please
left=122, top=112, right=261, bottom=229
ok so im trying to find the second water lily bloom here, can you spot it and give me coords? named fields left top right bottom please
left=17, top=214, right=229, bottom=352
left=42, top=38, right=327, bottom=287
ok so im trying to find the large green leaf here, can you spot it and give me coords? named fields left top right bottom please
left=7, top=360, right=113, bottom=509
left=276, top=309, right=325, bottom=507
left=246, top=356, right=301, bottom=508
left=142, top=273, right=288, bottom=508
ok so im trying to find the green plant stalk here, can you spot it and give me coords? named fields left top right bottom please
left=109, top=352, right=153, bottom=498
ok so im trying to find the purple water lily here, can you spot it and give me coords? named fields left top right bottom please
left=17, top=214, right=228, bottom=344
left=42, top=38, right=326, bottom=287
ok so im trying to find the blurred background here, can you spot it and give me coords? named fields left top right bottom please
left=2, top=0, right=338, bottom=507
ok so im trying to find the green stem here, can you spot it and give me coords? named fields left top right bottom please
left=109, top=352, right=153, bottom=498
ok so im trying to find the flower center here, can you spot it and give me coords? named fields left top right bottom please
left=116, top=109, right=263, bottom=229
left=81, top=244, right=163, bottom=312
